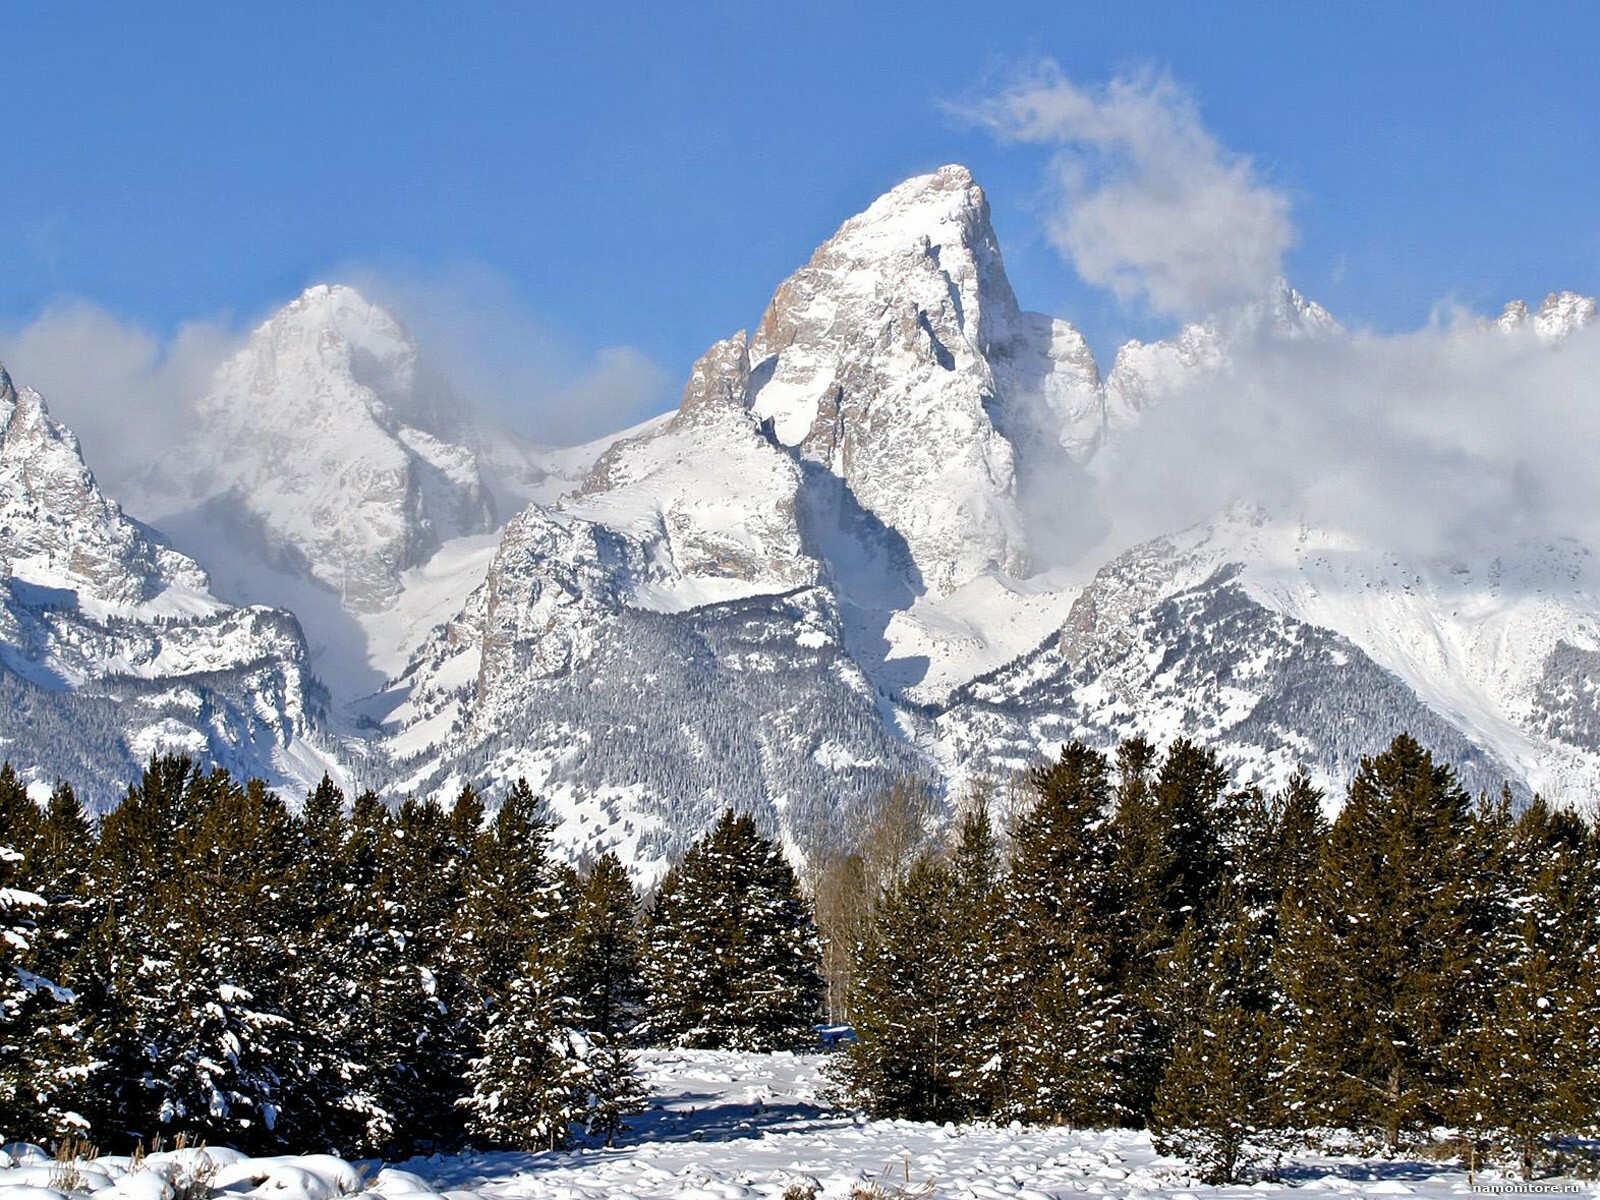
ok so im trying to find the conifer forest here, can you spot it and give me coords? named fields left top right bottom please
left=2, top=734, right=1597, bottom=1184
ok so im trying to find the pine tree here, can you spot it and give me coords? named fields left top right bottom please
left=461, top=950, right=590, bottom=1151
left=1, top=834, right=47, bottom=1134
left=565, top=851, right=645, bottom=1041
left=996, top=742, right=1128, bottom=1126
left=1276, top=734, right=1481, bottom=1151
left=458, top=779, right=561, bottom=1008
left=581, top=1036, right=648, bottom=1146
left=1150, top=888, right=1283, bottom=1183
left=0, top=769, right=96, bottom=1143
left=1451, top=798, right=1600, bottom=1177
left=837, top=854, right=963, bottom=1121
left=1266, top=771, right=1329, bottom=908
left=559, top=851, right=646, bottom=1142
left=835, top=800, right=1004, bottom=1123
left=644, top=810, right=823, bottom=1050
left=97, top=770, right=325, bottom=1151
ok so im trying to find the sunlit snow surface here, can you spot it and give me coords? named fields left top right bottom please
left=7, top=1052, right=1590, bottom=1200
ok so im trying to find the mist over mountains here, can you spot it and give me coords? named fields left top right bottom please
left=1, top=163, right=1597, bottom=869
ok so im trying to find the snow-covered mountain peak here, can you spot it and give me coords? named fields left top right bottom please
left=670, top=331, right=752, bottom=428
left=563, top=329, right=816, bottom=609
left=745, top=165, right=1028, bottom=596
left=1229, top=277, right=1341, bottom=340
left=161, top=283, right=495, bottom=615
left=1495, top=291, right=1597, bottom=340
left=1103, top=279, right=1338, bottom=435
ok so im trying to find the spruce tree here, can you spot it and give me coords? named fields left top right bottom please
left=458, top=779, right=561, bottom=1008
left=837, top=854, right=964, bottom=1121
left=559, top=851, right=646, bottom=1142
left=1276, top=734, right=1480, bottom=1151
left=565, top=851, right=645, bottom=1040
left=1150, top=887, right=1283, bottom=1182
left=997, top=742, right=1128, bottom=1125
left=835, top=800, right=1004, bottom=1123
left=644, top=810, right=823, bottom=1050
left=461, top=949, right=590, bottom=1151
left=1452, top=798, right=1600, bottom=1177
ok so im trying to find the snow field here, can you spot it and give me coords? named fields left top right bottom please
left=10, top=1052, right=1571, bottom=1200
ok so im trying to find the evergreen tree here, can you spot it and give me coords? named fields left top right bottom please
left=559, top=850, right=646, bottom=1142
left=1267, top=771, right=1330, bottom=907
left=1452, top=798, right=1600, bottom=1177
left=1276, top=734, right=1480, bottom=1151
left=837, top=854, right=964, bottom=1120
left=94, top=770, right=325, bottom=1151
left=461, top=950, right=590, bottom=1151
left=458, top=779, right=561, bottom=1008
left=644, top=810, right=823, bottom=1050
left=565, top=851, right=645, bottom=1041
left=1150, top=887, right=1283, bottom=1183
left=581, top=1036, right=648, bottom=1146
left=836, top=800, right=1004, bottom=1123
left=996, top=743, right=1128, bottom=1125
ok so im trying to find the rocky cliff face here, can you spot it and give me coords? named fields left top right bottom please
left=0, top=367, right=208, bottom=609
left=1494, top=291, right=1597, bottom=339
left=745, top=165, right=1035, bottom=595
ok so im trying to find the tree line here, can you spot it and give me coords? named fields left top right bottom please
left=830, top=734, right=1600, bottom=1182
left=3, top=733, right=1597, bottom=1182
left=0, top=760, right=823, bottom=1156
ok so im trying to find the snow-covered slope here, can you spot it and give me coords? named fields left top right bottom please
left=0, top=364, right=342, bottom=803
left=7, top=1049, right=1561, bottom=1200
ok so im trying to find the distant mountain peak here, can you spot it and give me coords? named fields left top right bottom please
left=1495, top=291, right=1597, bottom=340
left=0, top=365, right=210, bottom=608
left=157, top=283, right=495, bottom=614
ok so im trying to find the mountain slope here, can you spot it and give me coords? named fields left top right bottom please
left=0, top=365, right=342, bottom=803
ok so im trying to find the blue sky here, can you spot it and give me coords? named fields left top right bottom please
left=4, top=2, right=1599, bottom=436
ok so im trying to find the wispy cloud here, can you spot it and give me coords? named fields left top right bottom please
left=1058, top=310, right=1600, bottom=572
left=0, top=300, right=243, bottom=497
left=0, top=267, right=677, bottom=518
left=956, top=61, right=1294, bottom=320
left=344, top=263, right=674, bottom=446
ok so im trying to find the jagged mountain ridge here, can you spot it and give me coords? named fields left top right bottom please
left=367, top=165, right=1600, bottom=857
left=5, top=165, right=1599, bottom=857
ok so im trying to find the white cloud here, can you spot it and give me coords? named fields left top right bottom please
left=958, top=62, right=1294, bottom=320
left=1057, top=309, right=1600, bottom=573
left=0, top=301, right=242, bottom=496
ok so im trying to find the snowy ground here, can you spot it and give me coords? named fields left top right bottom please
left=4, top=1052, right=1595, bottom=1200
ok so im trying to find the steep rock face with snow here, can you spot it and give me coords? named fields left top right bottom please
left=933, top=504, right=1600, bottom=805
left=0, top=365, right=339, bottom=803
left=19, top=163, right=1588, bottom=857
left=168, top=284, right=496, bottom=613
left=0, top=368, right=209, bottom=608
left=747, top=165, right=1041, bottom=595
left=568, top=333, right=817, bottom=605
left=1494, top=291, right=1597, bottom=339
